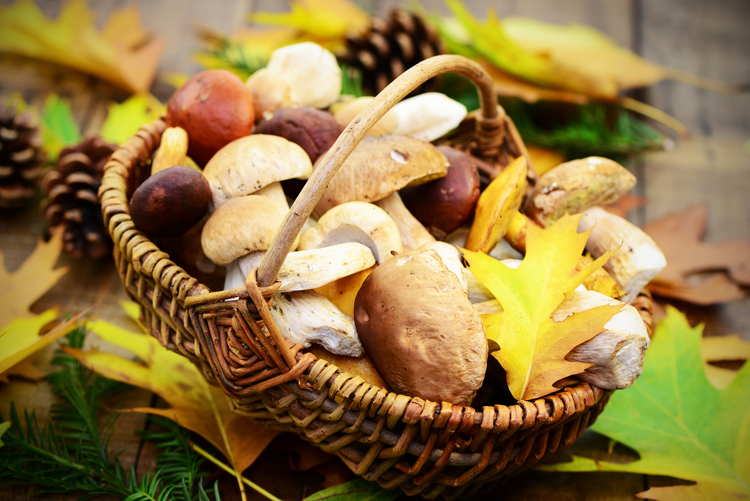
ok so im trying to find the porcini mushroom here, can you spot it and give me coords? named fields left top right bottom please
left=255, top=107, right=342, bottom=163
left=299, top=201, right=403, bottom=263
left=265, top=42, right=342, bottom=109
left=315, top=135, right=449, bottom=214
left=353, top=248, right=487, bottom=405
left=202, top=134, right=313, bottom=210
left=580, top=206, right=667, bottom=303
left=391, top=92, right=468, bottom=142
left=333, top=97, right=399, bottom=137
left=374, top=192, right=435, bottom=251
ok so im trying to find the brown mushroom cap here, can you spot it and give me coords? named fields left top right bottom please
left=353, top=249, right=487, bottom=405
left=202, top=134, right=313, bottom=208
left=255, top=106, right=342, bottom=163
left=201, top=195, right=293, bottom=266
left=316, top=135, right=449, bottom=214
left=400, top=146, right=481, bottom=239
left=129, top=166, right=211, bottom=237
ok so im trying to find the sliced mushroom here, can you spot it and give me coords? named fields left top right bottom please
left=580, top=207, right=667, bottom=303
left=315, top=135, right=448, bottom=214
left=202, top=134, right=313, bottom=209
left=300, top=201, right=403, bottom=263
left=375, top=192, right=435, bottom=251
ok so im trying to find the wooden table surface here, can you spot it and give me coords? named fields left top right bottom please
left=1, top=0, right=749, bottom=499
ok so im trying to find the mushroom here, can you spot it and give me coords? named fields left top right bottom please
left=391, top=92, right=468, bottom=142
left=374, top=192, right=435, bottom=251
left=265, top=42, right=342, bottom=109
left=255, top=106, right=342, bottom=163
left=299, top=201, right=403, bottom=264
left=151, top=126, right=188, bottom=175
left=558, top=290, right=650, bottom=390
left=580, top=207, right=667, bottom=303
left=400, top=145, right=482, bottom=239
left=202, top=134, right=313, bottom=210
left=244, top=68, right=293, bottom=121
left=129, top=166, right=211, bottom=237
left=525, top=156, right=637, bottom=227
left=333, top=96, right=399, bottom=137
left=200, top=195, right=298, bottom=291
left=353, top=248, right=487, bottom=405
left=315, top=135, right=449, bottom=214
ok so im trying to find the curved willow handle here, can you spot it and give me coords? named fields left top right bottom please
left=257, top=55, right=498, bottom=287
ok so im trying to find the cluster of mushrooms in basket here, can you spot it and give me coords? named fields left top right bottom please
left=129, top=42, right=666, bottom=407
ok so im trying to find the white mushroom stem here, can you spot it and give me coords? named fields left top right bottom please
left=557, top=290, right=649, bottom=390
left=254, top=181, right=289, bottom=209
left=580, top=207, right=667, bottom=303
left=473, top=289, right=649, bottom=390
left=269, top=289, right=363, bottom=356
left=299, top=201, right=403, bottom=263
left=376, top=192, right=435, bottom=251
left=419, top=242, right=467, bottom=293
left=226, top=243, right=376, bottom=292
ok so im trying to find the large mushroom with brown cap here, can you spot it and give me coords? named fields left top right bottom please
left=353, top=248, right=488, bottom=405
left=315, top=135, right=449, bottom=214
left=202, top=134, right=313, bottom=209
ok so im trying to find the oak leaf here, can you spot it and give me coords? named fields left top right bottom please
left=0, top=0, right=163, bottom=93
left=65, top=308, right=279, bottom=482
left=541, top=307, right=750, bottom=501
left=462, top=213, right=621, bottom=400
left=643, top=205, right=750, bottom=304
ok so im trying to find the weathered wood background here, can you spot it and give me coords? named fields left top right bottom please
left=1, top=0, right=748, bottom=499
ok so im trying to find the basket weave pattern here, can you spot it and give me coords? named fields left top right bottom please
left=99, top=56, right=654, bottom=498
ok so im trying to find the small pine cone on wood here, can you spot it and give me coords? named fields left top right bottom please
left=338, top=8, right=445, bottom=96
left=41, top=135, right=117, bottom=260
left=0, top=100, right=47, bottom=209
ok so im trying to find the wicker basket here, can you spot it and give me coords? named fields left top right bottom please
left=99, top=55, right=654, bottom=498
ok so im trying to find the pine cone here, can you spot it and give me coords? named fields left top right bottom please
left=0, top=101, right=46, bottom=209
left=338, top=8, right=445, bottom=96
left=41, top=135, right=117, bottom=260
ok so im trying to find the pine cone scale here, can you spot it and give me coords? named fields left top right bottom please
left=0, top=100, right=46, bottom=209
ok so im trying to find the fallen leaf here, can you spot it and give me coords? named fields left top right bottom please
left=0, top=309, right=82, bottom=374
left=0, top=0, right=164, bottom=93
left=643, top=205, right=750, bottom=304
left=541, top=307, right=750, bottom=501
left=249, top=0, right=369, bottom=50
left=702, top=334, right=750, bottom=390
left=602, top=192, right=646, bottom=219
left=0, top=355, right=45, bottom=384
left=525, top=145, right=566, bottom=177
left=100, top=94, right=166, bottom=145
left=67, top=316, right=279, bottom=477
left=644, top=205, right=750, bottom=286
left=462, top=213, right=621, bottom=400
left=40, top=94, right=82, bottom=162
left=0, top=228, right=68, bottom=325
left=304, top=478, right=400, bottom=501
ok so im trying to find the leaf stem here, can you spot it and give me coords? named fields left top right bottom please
left=190, top=442, right=283, bottom=501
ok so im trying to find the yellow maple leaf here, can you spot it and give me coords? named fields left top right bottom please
left=0, top=0, right=163, bottom=93
left=463, top=214, right=621, bottom=400
left=65, top=307, right=279, bottom=491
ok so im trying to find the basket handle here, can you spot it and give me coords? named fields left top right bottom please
left=257, top=55, right=499, bottom=287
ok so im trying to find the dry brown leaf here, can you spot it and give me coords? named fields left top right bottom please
left=643, top=205, right=750, bottom=304
left=0, top=0, right=163, bottom=93
left=0, top=355, right=45, bottom=384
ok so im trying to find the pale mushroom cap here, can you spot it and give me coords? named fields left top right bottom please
left=201, top=195, right=294, bottom=266
left=316, top=135, right=449, bottom=214
left=266, top=42, right=342, bottom=109
left=334, top=96, right=399, bottom=137
left=353, top=248, right=488, bottom=405
left=245, top=68, right=293, bottom=119
left=202, top=134, right=313, bottom=208
left=392, top=92, right=468, bottom=142
left=299, top=201, right=403, bottom=263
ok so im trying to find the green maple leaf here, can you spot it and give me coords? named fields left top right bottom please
left=100, top=94, right=165, bottom=145
left=41, top=94, right=81, bottom=161
left=542, top=306, right=750, bottom=500
left=462, top=213, right=620, bottom=401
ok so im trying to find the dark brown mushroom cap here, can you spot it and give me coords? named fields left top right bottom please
left=129, top=166, right=211, bottom=237
left=255, top=106, right=342, bottom=163
left=353, top=248, right=487, bottom=405
left=400, top=146, right=481, bottom=239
